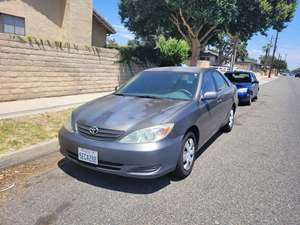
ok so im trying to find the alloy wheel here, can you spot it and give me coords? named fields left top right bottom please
left=228, top=109, right=234, bottom=128
left=183, top=138, right=195, bottom=171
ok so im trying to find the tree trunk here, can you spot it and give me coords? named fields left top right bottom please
left=230, top=39, right=238, bottom=71
left=218, top=50, right=224, bottom=66
left=189, top=38, right=201, bottom=66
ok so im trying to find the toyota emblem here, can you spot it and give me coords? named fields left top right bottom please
left=89, top=127, right=99, bottom=135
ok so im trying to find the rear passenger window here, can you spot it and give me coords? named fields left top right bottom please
left=201, top=72, right=216, bottom=94
left=212, top=71, right=229, bottom=91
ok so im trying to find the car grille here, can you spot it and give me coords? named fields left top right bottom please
left=77, top=122, right=124, bottom=141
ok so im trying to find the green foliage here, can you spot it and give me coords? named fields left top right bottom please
left=292, top=68, right=300, bottom=74
left=155, top=36, right=189, bottom=66
left=119, top=0, right=297, bottom=64
left=260, top=55, right=287, bottom=71
left=115, top=37, right=188, bottom=67
left=211, top=33, right=248, bottom=65
left=116, top=43, right=160, bottom=67
left=273, top=58, right=287, bottom=71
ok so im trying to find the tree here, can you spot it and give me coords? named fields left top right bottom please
left=260, top=55, right=287, bottom=74
left=292, top=68, right=300, bottom=74
left=155, top=35, right=189, bottom=66
left=273, top=58, right=287, bottom=72
left=212, top=33, right=248, bottom=66
left=119, top=0, right=297, bottom=66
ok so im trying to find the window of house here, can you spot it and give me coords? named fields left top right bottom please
left=0, top=13, right=25, bottom=36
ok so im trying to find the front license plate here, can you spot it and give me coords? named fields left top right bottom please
left=78, top=148, right=98, bottom=165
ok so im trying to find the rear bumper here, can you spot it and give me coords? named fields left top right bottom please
left=59, top=128, right=182, bottom=179
left=238, top=92, right=251, bottom=102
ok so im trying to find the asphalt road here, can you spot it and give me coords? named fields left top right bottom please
left=1, top=77, right=300, bottom=225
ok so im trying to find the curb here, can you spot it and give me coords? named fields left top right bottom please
left=0, top=139, right=59, bottom=171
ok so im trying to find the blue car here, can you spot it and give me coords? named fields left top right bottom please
left=224, top=71, right=259, bottom=105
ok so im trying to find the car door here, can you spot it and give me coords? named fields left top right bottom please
left=197, top=71, right=219, bottom=145
left=211, top=71, right=233, bottom=128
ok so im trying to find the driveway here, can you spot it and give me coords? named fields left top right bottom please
left=0, top=77, right=299, bottom=225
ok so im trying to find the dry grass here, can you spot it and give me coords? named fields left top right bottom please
left=0, top=109, right=73, bottom=155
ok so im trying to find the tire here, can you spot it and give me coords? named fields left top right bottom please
left=223, top=108, right=235, bottom=133
left=174, top=132, right=197, bottom=179
left=247, top=97, right=252, bottom=105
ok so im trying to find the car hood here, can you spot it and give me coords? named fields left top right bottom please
left=233, top=82, right=252, bottom=89
left=73, top=94, right=191, bottom=131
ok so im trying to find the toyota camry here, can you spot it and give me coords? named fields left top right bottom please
left=59, top=67, right=238, bottom=179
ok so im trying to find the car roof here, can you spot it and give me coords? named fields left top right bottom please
left=225, top=70, right=252, bottom=74
left=144, top=66, right=210, bottom=74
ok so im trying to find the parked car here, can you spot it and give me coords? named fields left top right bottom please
left=295, top=73, right=300, bottom=78
left=224, top=71, right=259, bottom=105
left=59, top=67, right=238, bottom=179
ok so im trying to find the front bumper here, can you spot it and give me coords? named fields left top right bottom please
left=58, top=128, right=182, bottom=179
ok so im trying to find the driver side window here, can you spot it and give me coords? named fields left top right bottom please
left=201, top=72, right=216, bottom=95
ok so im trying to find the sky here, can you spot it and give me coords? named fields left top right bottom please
left=94, top=0, right=300, bottom=70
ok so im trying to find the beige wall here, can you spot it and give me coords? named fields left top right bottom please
left=0, top=33, right=146, bottom=102
left=62, top=0, right=93, bottom=46
left=92, top=19, right=107, bottom=47
left=0, top=0, right=65, bottom=41
left=197, top=60, right=211, bottom=68
left=0, top=0, right=100, bottom=46
left=235, top=62, right=262, bottom=72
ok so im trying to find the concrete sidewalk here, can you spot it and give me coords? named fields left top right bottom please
left=0, top=92, right=111, bottom=120
left=255, top=72, right=278, bottom=85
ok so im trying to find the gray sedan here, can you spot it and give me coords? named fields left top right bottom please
left=59, top=67, right=238, bottom=179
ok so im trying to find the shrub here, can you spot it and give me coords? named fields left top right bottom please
left=155, top=35, right=189, bottom=66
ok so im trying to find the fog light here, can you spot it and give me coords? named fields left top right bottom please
left=130, top=165, right=161, bottom=173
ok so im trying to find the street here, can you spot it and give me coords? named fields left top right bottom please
left=1, top=77, right=299, bottom=225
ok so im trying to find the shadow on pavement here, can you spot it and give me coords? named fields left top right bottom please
left=58, top=130, right=223, bottom=194
left=57, top=158, right=171, bottom=194
left=196, top=130, right=223, bottom=159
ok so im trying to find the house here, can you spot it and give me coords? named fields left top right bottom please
left=199, top=49, right=219, bottom=66
left=235, top=58, right=262, bottom=72
left=0, top=0, right=116, bottom=47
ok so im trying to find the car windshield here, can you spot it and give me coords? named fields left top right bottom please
left=115, top=71, right=199, bottom=101
left=225, top=72, right=252, bottom=83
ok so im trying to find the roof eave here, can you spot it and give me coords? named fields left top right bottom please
left=93, top=10, right=116, bottom=34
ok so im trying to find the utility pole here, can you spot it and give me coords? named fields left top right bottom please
left=263, top=36, right=273, bottom=73
left=268, top=31, right=279, bottom=78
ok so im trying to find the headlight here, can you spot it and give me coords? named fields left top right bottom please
left=120, top=123, right=174, bottom=144
left=238, top=88, right=248, bottom=93
left=64, top=113, right=74, bottom=132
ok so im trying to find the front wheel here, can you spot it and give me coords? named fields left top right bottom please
left=223, top=108, right=235, bottom=133
left=174, top=132, right=196, bottom=179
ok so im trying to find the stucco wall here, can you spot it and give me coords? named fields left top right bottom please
left=62, top=0, right=93, bottom=46
left=92, top=19, right=107, bottom=47
left=0, top=33, right=146, bottom=102
left=0, top=0, right=107, bottom=46
left=0, top=0, right=65, bottom=41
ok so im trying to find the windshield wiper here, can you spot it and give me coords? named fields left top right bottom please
left=134, top=95, right=162, bottom=99
left=114, top=93, right=126, bottom=96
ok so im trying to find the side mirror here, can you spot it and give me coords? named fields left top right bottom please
left=202, top=91, right=218, bottom=100
left=252, top=80, right=259, bottom=84
left=114, top=86, right=119, bottom=92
